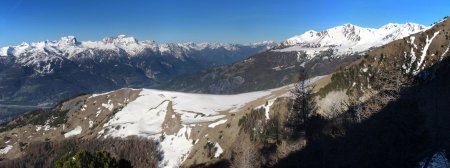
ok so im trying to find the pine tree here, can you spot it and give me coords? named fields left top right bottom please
left=287, top=69, right=317, bottom=138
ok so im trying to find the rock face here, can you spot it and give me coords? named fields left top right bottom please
left=0, top=35, right=276, bottom=115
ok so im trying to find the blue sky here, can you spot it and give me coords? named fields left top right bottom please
left=0, top=0, right=449, bottom=46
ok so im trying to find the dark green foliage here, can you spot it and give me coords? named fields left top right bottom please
left=54, top=150, right=124, bottom=168
left=316, top=69, right=354, bottom=98
left=286, top=70, right=317, bottom=139
left=316, top=59, right=374, bottom=99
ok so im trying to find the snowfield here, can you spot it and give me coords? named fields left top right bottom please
left=103, top=88, right=273, bottom=136
left=101, top=88, right=277, bottom=167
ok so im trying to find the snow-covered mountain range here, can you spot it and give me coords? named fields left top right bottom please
left=0, top=35, right=277, bottom=69
left=0, top=35, right=277, bottom=58
left=0, top=35, right=276, bottom=110
left=276, top=23, right=428, bottom=58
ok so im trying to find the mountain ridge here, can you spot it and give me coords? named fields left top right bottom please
left=0, top=35, right=277, bottom=59
left=278, top=22, right=428, bottom=58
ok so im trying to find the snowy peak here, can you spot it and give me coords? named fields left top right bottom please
left=102, top=34, right=138, bottom=45
left=278, top=22, right=429, bottom=58
left=0, top=46, right=12, bottom=56
left=283, top=23, right=427, bottom=47
left=380, top=23, right=401, bottom=30
left=58, top=36, right=79, bottom=46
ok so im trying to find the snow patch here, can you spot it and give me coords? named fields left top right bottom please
left=102, top=99, right=114, bottom=111
left=0, top=145, right=13, bottom=155
left=414, top=31, right=440, bottom=74
left=362, top=67, right=368, bottom=73
left=89, top=120, right=94, bottom=128
left=442, top=46, right=450, bottom=60
left=159, top=125, right=193, bottom=168
left=214, top=143, right=223, bottom=158
left=36, top=126, right=42, bottom=132
left=255, top=98, right=276, bottom=120
left=208, top=119, right=227, bottom=128
left=96, top=110, right=102, bottom=117
left=64, top=126, right=82, bottom=138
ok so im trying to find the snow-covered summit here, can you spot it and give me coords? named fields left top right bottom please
left=57, top=36, right=79, bottom=46
left=277, top=23, right=428, bottom=58
left=102, top=34, right=138, bottom=45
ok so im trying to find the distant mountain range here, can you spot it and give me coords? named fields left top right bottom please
left=0, top=35, right=277, bottom=71
left=0, top=35, right=276, bottom=117
left=165, top=23, right=428, bottom=93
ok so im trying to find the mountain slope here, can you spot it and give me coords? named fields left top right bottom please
left=274, top=16, right=450, bottom=167
left=315, top=17, right=450, bottom=117
left=0, top=80, right=307, bottom=167
left=165, top=23, right=427, bottom=94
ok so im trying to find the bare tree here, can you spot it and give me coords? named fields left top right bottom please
left=231, top=136, right=260, bottom=168
left=375, top=65, right=411, bottom=100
